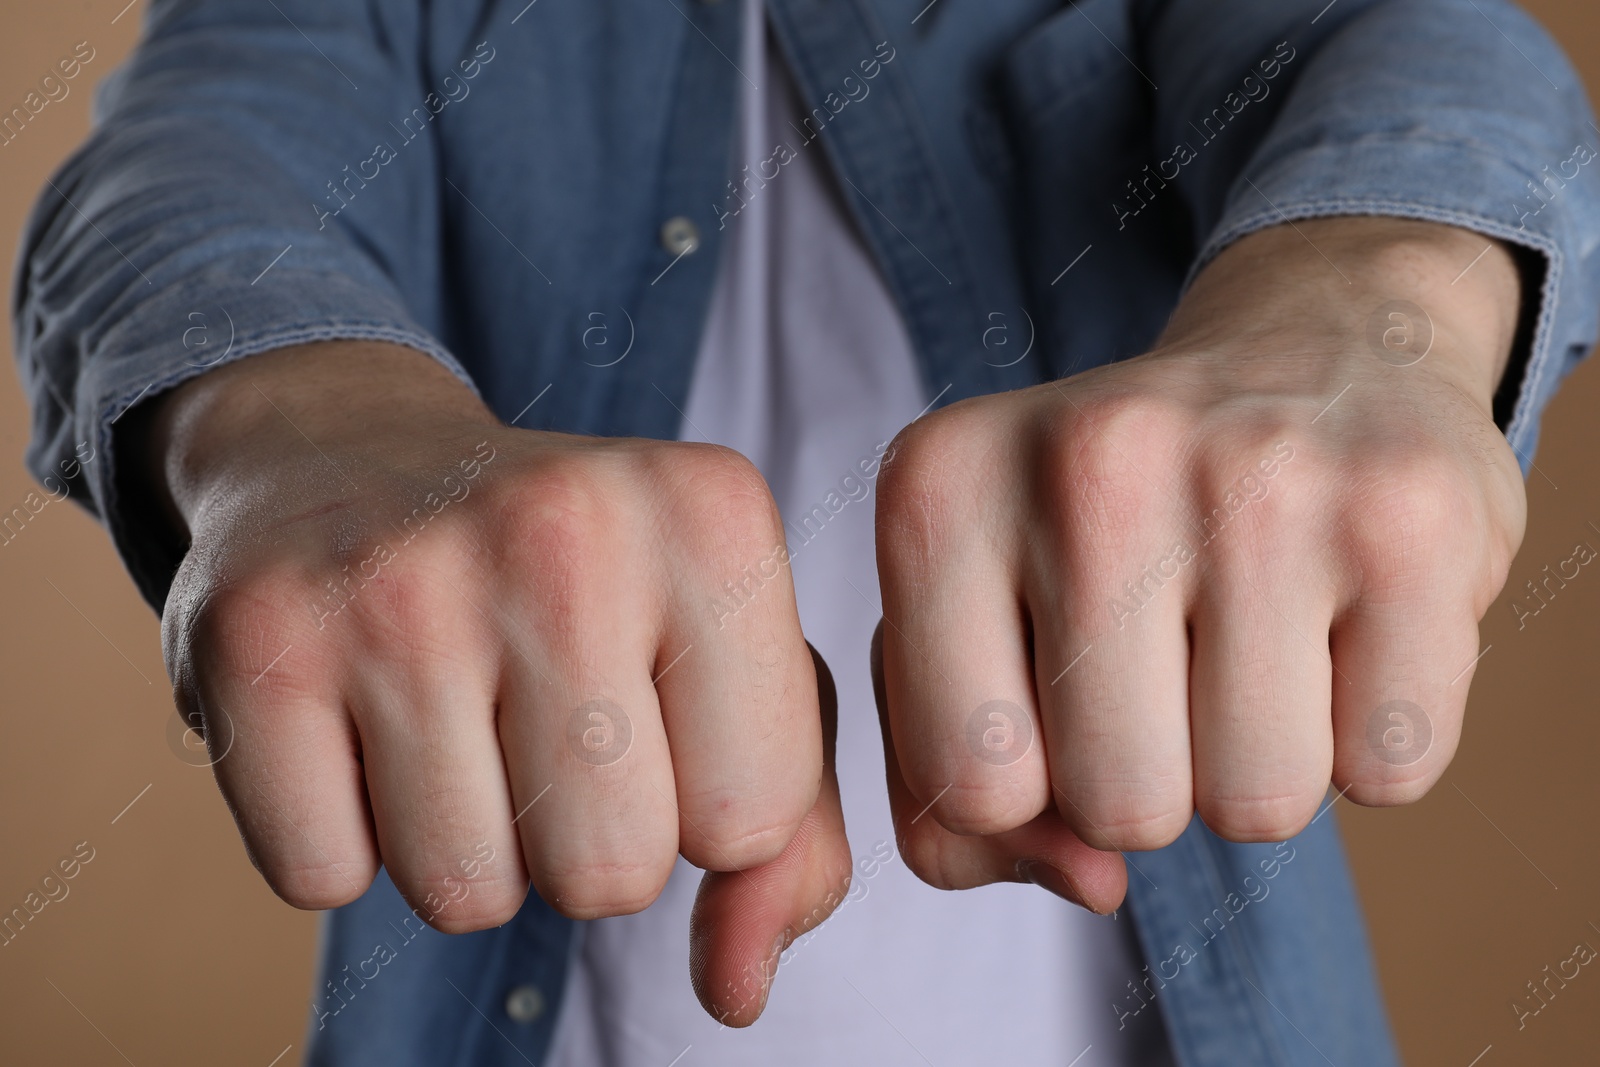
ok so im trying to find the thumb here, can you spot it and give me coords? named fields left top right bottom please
left=688, top=643, right=853, bottom=1027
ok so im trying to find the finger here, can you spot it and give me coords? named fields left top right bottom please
left=689, top=645, right=853, bottom=1028
left=655, top=513, right=822, bottom=871
left=1329, top=483, right=1484, bottom=805
left=874, top=467, right=1050, bottom=834
left=1330, top=600, right=1477, bottom=805
left=495, top=532, right=681, bottom=920
left=183, top=585, right=379, bottom=910
left=870, top=623, right=1126, bottom=910
left=1031, top=515, right=1193, bottom=852
left=1189, top=564, right=1334, bottom=842
left=345, top=586, right=529, bottom=933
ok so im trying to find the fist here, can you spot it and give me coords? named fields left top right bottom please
left=871, top=220, right=1526, bottom=904
left=150, top=345, right=852, bottom=1025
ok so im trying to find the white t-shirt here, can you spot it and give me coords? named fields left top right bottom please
left=548, top=4, right=1173, bottom=1064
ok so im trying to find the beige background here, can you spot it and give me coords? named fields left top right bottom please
left=0, top=2, right=1596, bottom=1064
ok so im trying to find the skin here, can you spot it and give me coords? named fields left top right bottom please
left=872, top=216, right=1524, bottom=910
left=138, top=345, right=851, bottom=1027
left=131, top=215, right=1524, bottom=1025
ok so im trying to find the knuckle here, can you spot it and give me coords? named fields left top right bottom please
left=341, top=559, right=454, bottom=646
left=266, top=854, right=372, bottom=911
left=1043, top=397, right=1180, bottom=547
left=1335, top=699, right=1457, bottom=806
left=408, top=872, right=528, bottom=933
left=495, top=463, right=621, bottom=567
left=1078, top=390, right=1185, bottom=448
left=673, top=450, right=784, bottom=556
left=487, top=464, right=624, bottom=619
left=1342, top=453, right=1469, bottom=579
left=1064, top=790, right=1192, bottom=851
left=682, top=809, right=801, bottom=870
left=1333, top=760, right=1444, bottom=808
left=677, top=782, right=813, bottom=870
left=1197, top=790, right=1322, bottom=843
left=674, top=444, right=769, bottom=504
left=1341, top=778, right=1438, bottom=808
left=1092, top=810, right=1192, bottom=852
left=876, top=408, right=986, bottom=564
left=922, top=777, right=1043, bottom=837
left=536, top=854, right=673, bottom=920
left=1189, top=435, right=1306, bottom=571
left=187, top=571, right=314, bottom=685
left=192, top=574, right=297, bottom=642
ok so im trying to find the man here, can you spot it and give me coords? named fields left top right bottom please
left=14, top=0, right=1599, bottom=1063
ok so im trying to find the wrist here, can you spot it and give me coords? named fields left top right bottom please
left=1157, top=216, right=1521, bottom=417
left=133, top=341, right=496, bottom=534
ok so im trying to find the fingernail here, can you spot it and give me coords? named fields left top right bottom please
left=1016, top=859, right=1093, bottom=912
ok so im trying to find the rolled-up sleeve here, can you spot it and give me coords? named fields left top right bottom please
left=11, top=0, right=479, bottom=610
left=1138, top=0, right=1600, bottom=473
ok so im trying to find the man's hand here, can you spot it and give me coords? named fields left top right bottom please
left=872, top=217, right=1527, bottom=906
left=137, top=342, right=851, bottom=1026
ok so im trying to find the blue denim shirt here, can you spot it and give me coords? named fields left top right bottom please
left=14, top=1, right=1600, bottom=1064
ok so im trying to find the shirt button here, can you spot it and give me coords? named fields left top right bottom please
left=660, top=216, right=701, bottom=257
left=504, top=984, right=546, bottom=1024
